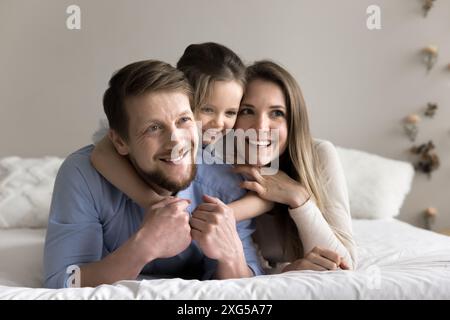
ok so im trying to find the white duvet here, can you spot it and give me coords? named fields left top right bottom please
left=0, top=218, right=449, bottom=299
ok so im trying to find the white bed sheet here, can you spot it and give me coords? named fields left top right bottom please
left=1, top=219, right=449, bottom=299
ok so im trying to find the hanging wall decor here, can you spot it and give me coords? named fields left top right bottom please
left=424, top=207, right=437, bottom=230
left=423, top=0, right=436, bottom=17
left=423, top=45, right=439, bottom=72
left=409, top=1, right=446, bottom=230
left=404, top=114, right=421, bottom=141
left=410, top=140, right=440, bottom=177
left=424, top=102, right=438, bottom=117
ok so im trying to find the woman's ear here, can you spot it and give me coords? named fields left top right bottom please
left=108, top=130, right=129, bottom=156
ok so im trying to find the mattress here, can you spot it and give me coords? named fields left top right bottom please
left=0, top=219, right=449, bottom=299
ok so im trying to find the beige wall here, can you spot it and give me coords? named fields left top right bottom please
left=1, top=0, right=449, bottom=230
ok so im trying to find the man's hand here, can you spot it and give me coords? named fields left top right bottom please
left=190, top=195, right=252, bottom=278
left=78, top=197, right=191, bottom=287
left=137, top=196, right=192, bottom=261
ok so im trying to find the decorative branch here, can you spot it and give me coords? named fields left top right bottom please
left=422, top=45, right=439, bottom=72
left=424, top=207, right=437, bottom=230
left=424, top=102, right=438, bottom=118
left=410, top=140, right=440, bottom=178
left=423, top=0, right=436, bottom=17
left=403, top=114, right=421, bottom=142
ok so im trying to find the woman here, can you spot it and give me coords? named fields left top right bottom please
left=233, top=60, right=357, bottom=273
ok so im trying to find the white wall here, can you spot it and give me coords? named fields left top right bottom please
left=1, top=0, right=449, bottom=230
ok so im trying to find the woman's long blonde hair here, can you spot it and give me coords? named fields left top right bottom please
left=246, top=60, right=329, bottom=258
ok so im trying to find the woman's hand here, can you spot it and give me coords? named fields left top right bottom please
left=282, top=246, right=350, bottom=272
left=232, top=165, right=310, bottom=209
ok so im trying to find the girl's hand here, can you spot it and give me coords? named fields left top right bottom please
left=282, top=246, right=350, bottom=272
left=232, top=165, right=310, bottom=209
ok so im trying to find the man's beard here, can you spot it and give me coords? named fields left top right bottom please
left=129, top=156, right=197, bottom=194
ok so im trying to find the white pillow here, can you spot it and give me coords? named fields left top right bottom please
left=336, top=147, right=414, bottom=219
left=0, top=157, right=63, bottom=228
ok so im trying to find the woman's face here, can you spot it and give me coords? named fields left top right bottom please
left=195, top=80, right=243, bottom=145
left=235, top=79, right=288, bottom=166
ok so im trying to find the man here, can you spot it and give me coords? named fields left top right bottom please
left=43, top=60, right=263, bottom=288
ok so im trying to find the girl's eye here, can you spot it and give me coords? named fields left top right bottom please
left=238, top=108, right=253, bottom=115
left=201, top=107, right=214, bottom=114
left=225, top=110, right=237, bottom=117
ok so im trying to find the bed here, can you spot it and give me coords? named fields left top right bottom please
left=1, top=146, right=449, bottom=299
left=0, top=219, right=449, bottom=299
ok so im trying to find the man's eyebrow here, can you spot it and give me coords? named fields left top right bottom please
left=140, top=110, right=192, bottom=125
left=140, top=118, right=160, bottom=127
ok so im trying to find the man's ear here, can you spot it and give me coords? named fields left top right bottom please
left=108, top=130, right=129, bottom=156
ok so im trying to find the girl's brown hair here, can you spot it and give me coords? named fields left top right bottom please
left=177, top=42, right=246, bottom=112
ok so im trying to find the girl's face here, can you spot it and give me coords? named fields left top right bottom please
left=235, top=79, right=289, bottom=166
left=195, top=80, right=243, bottom=145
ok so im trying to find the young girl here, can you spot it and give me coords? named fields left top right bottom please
left=91, top=42, right=273, bottom=221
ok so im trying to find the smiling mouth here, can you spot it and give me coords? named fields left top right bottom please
left=247, top=139, right=272, bottom=147
left=159, top=149, right=190, bottom=165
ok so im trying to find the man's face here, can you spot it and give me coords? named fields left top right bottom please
left=114, top=91, right=198, bottom=194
